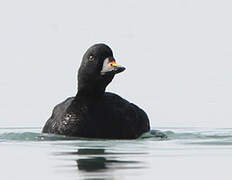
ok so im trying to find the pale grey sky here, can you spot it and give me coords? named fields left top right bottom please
left=0, top=0, right=231, bottom=127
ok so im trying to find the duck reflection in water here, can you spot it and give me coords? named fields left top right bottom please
left=54, top=147, right=146, bottom=179
left=76, top=149, right=107, bottom=172
left=60, top=148, right=145, bottom=172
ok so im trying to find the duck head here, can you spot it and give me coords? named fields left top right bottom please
left=77, top=44, right=125, bottom=95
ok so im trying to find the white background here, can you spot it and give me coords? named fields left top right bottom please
left=0, top=0, right=231, bottom=128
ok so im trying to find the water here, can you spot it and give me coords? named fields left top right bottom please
left=0, top=127, right=232, bottom=180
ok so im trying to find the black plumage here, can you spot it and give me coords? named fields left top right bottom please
left=42, top=44, right=150, bottom=139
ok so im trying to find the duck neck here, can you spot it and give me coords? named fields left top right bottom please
left=76, top=86, right=106, bottom=98
left=76, top=74, right=113, bottom=99
left=76, top=78, right=107, bottom=99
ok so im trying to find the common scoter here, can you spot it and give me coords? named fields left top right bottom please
left=42, top=44, right=150, bottom=139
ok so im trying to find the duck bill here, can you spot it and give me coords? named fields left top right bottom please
left=100, top=57, right=126, bottom=75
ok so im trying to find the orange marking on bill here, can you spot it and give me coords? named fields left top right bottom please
left=109, top=61, right=118, bottom=67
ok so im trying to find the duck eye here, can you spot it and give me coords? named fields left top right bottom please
left=89, top=55, right=95, bottom=61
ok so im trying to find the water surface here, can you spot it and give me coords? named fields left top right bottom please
left=0, top=127, right=231, bottom=180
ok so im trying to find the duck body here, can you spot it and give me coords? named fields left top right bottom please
left=42, top=43, right=150, bottom=139
left=42, top=92, right=150, bottom=139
